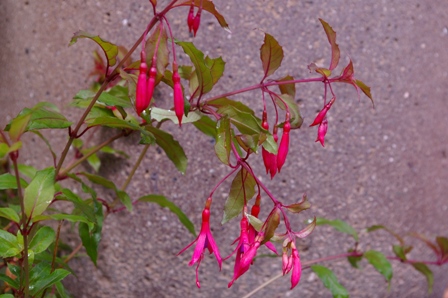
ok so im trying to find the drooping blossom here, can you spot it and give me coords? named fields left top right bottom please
left=178, top=197, right=222, bottom=288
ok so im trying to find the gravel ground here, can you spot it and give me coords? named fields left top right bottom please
left=1, top=0, right=447, bottom=297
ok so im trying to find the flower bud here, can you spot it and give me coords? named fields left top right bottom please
left=136, top=62, right=148, bottom=116
left=315, top=119, right=328, bottom=146
left=172, top=63, right=184, bottom=126
left=193, top=10, right=201, bottom=37
left=277, top=121, right=290, bottom=172
left=187, top=4, right=195, bottom=33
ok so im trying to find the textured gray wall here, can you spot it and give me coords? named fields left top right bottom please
left=1, top=0, right=447, bottom=297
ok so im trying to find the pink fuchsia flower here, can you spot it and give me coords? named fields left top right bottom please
left=248, top=197, right=278, bottom=255
left=315, top=119, right=328, bottom=147
left=283, top=241, right=302, bottom=289
left=226, top=217, right=251, bottom=288
left=277, top=119, right=291, bottom=173
left=178, top=197, right=222, bottom=288
left=309, top=97, right=335, bottom=127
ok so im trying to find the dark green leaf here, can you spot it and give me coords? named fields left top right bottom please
left=218, top=105, right=262, bottom=136
left=412, top=263, right=433, bottom=294
left=222, top=168, right=257, bottom=224
left=0, top=207, right=20, bottom=223
left=98, top=92, right=132, bottom=108
left=176, top=41, right=213, bottom=97
left=319, top=19, right=340, bottom=71
left=316, top=217, right=358, bottom=241
left=0, top=230, right=21, bottom=257
left=0, top=273, right=19, bottom=290
left=146, top=126, right=187, bottom=174
left=60, top=189, right=96, bottom=223
left=24, top=167, right=55, bottom=219
left=260, top=33, right=284, bottom=78
left=214, top=116, right=231, bottom=165
left=138, top=194, right=195, bottom=236
left=48, top=213, right=93, bottom=225
left=205, top=56, right=226, bottom=85
left=29, top=226, right=55, bottom=254
left=29, top=268, right=70, bottom=296
left=100, top=145, right=129, bottom=158
left=207, top=97, right=254, bottom=115
left=69, top=31, right=118, bottom=68
left=117, top=190, right=133, bottom=212
left=235, top=133, right=260, bottom=153
left=311, top=265, right=349, bottom=298
left=0, top=293, right=15, bottom=298
left=79, top=172, right=116, bottom=190
left=364, top=250, right=393, bottom=283
left=436, top=237, right=448, bottom=259
left=79, top=200, right=103, bottom=266
left=192, top=115, right=217, bottom=139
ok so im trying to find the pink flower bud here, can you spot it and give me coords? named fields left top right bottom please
left=146, top=64, right=157, bottom=110
left=269, top=129, right=278, bottom=179
left=277, top=121, right=290, bottom=172
left=193, top=10, right=201, bottom=37
left=136, top=62, right=148, bottom=116
left=172, top=63, right=184, bottom=126
left=187, top=4, right=195, bottom=33
left=309, top=97, right=335, bottom=127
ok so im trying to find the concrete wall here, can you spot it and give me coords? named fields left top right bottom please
left=1, top=0, right=447, bottom=297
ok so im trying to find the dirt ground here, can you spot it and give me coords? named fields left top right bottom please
left=1, top=0, right=447, bottom=297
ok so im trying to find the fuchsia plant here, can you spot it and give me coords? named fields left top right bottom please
left=0, top=0, right=447, bottom=297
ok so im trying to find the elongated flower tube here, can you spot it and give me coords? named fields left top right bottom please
left=192, top=9, right=201, bottom=37
left=178, top=197, right=222, bottom=288
left=269, top=128, right=279, bottom=179
left=187, top=4, right=195, bottom=33
left=277, top=120, right=291, bottom=172
left=310, top=97, right=335, bottom=127
left=289, top=243, right=302, bottom=289
left=261, top=112, right=273, bottom=174
left=135, top=62, right=148, bottom=116
left=172, top=62, right=184, bottom=126
left=146, top=58, right=157, bottom=111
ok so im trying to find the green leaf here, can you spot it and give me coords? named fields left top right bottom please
left=29, top=226, right=55, bottom=254
left=98, top=92, right=133, bottom=108
left=364, top=250, right=393, bottom=284
left=260, top=33, right=284, bottom=78
left=355, top=80, right=374, bottom=105
left=392, top=245, right=407, bottom=261
left=176, top=41, right=214, bottom=97
left=218, top=105, right=262, bottom=136
left=214, top=116, right=231, bottom=165
left=0, top=273, right=19, bottom=290
left=0, top=230, right=21, bottom=257
left=24, top=167, right=55, bottom=219
left=0, top=143, right=9, bottom=158
left=146, top=126, right=187, bottom=174
left=205, top=56, right=226, bottom=85
left=0, top=207, right=20, bottom=223
left=0, top=294, right=15, bottom=298
left=174, top=0, right=229, bottom=31
left=86, top=152, right=101, bottom=172
left=117, top=190, right=133, bottom=212
left=60, top=189, right=96, bottom=223
left=207, top=97, right=254, bottom=115
left=311, top=265, right=349, bottom=298
left=79, top=199, right=103, bottom=266
left=48, top=213, right=93, bottom=225
left=138, top=194, right=195, bottom=236
left=30, top=131, right=58, bottom=166
left=246, top=214, right=263, bottom=232
left=69, top=30, right=118, bottom=68
left=222, top=168, right=257, bottom=224
left=316, top=217, right=358, bottom=241
left=192, top=115, right=217, bottom=139
left=347, top=249, right=362, bottom=269
left=275, top=94, right=303, bottom=129
left=411, top=263, right=433, bottom=294
left=100, top=145, right=129, bottom=158
left=150, top=108, right=202, bottom=125
left=8, top=113, right=31, bottom=141
left=29, top=268, right=71, bottom=296
left=0, top=173, right=28, bottom=189
left=319, top=19, right=340, bottom=71
left=366, top=224, right=404, bottom=245
left=146, top=24, right=170, bottom=83
left=436, top=236, right=448, bottom=260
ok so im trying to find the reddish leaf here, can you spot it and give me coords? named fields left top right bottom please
left=260, top=33, right=284, bottom=79
left=409, top=232, right=440, bottom=257
left=319, top=19, right=340, bottom=70
left=277, top=75, right=296, bottom=98
left=146, top=25, right=170, bottom=84
left=261, top=208, right=281, bottom=244
left=355, top=79, right=374, bottom=105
